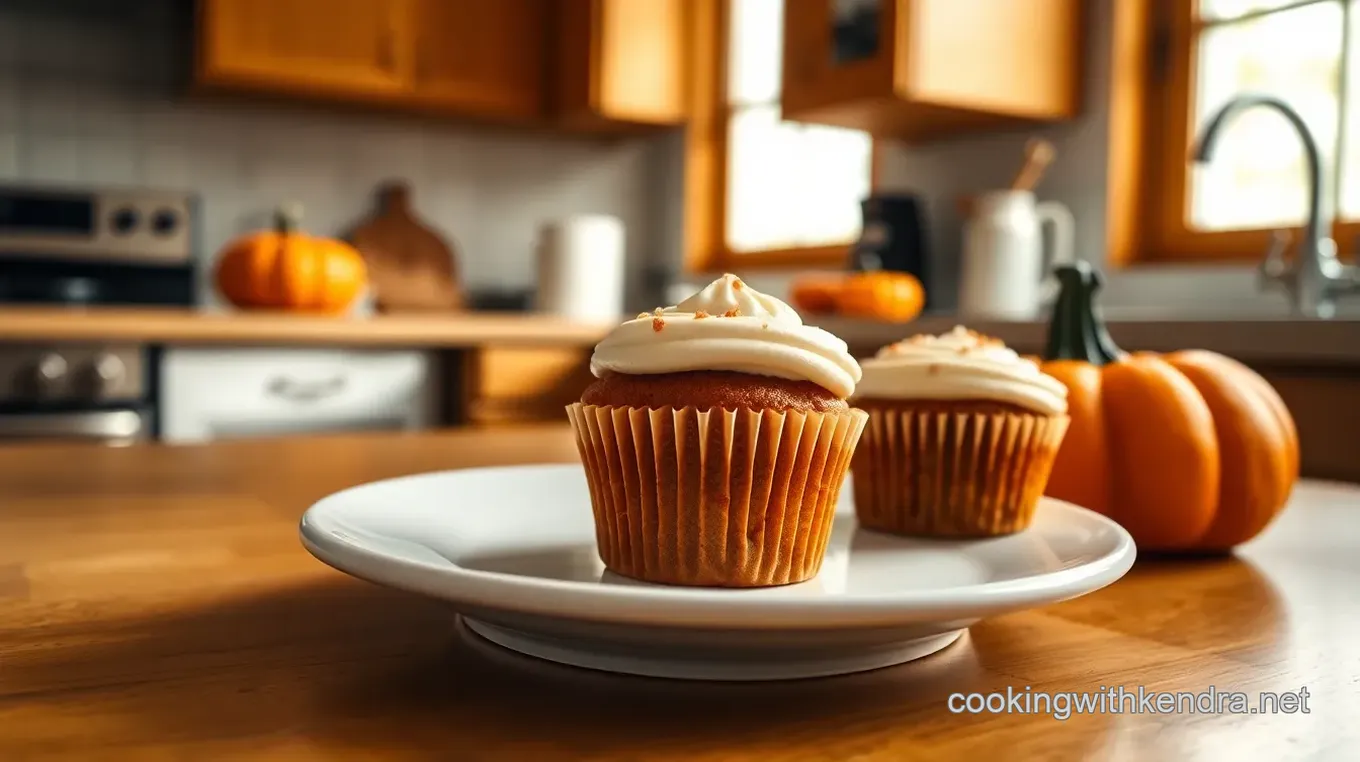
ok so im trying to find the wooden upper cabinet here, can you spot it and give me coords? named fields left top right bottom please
left=552, top=0, right=687, bottom=130
left=412, top=0, right=547, bottom=120
left=782, top=0, right=1081, bottom=142
left=194, top=0, right=686, bottom=130
left=196, top=0, right=414, bottom=98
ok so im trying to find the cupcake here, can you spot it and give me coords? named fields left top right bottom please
left=566, top=274, right=867, bottom=587
left=851, top=326, right=1069, bottom=537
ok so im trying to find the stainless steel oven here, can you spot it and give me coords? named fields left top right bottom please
left=0, top=344, right=151, bottom=444
left=0, top=409, right=147, bottom=442
left=0, top=184, right=198, bottom=444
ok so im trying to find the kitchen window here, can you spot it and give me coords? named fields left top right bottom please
left=1120, top=0, right=1359, bottom=264
left=684, top=0, right=876, bottom=272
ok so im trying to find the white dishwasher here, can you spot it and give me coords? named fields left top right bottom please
left=159, top=348, right=436, bottom=444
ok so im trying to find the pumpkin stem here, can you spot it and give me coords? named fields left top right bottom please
left=274, top=203, right=303, bottom=235
left=1044, top=261, right=1122, bottom=364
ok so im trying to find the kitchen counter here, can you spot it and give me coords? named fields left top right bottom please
left=0, top=307, right=612, bottom=348
left=1, top=427, right=1357, bottom=759
left=818, top=313, right=1360, bottom=366
left=2, top=307, right=1359, bottom=365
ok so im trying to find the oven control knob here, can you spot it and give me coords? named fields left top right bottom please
left=111, top=208, right=139, bottom=235
left=151, top=209, right=179, bottom=236
left=27, top=353, right=68, bottom=396
left=80, top=353, right=126, bottom=396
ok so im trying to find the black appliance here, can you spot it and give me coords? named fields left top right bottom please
left=0, top=184, right=198, bottom=443
left=849, top=193, right=933, bottom=310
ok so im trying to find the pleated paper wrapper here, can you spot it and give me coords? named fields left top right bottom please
left=852, top=406, right=1069, bottom=537
left=566, top=403, right=868, bottom=587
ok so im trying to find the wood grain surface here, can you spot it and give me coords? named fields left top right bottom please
left=0, top=427, right=1357, bottom=761
left=0, top=307, right=610, bottom=348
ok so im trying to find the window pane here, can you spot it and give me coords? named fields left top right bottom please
left=1340, top=2, right=1360, bottom=219
left=727, top=105, right=802, bottom=251
left=728, top=0, right=784, bottom=107
left=1199, top=0, right=1302, bottom=22
left=790, top=124, right=872, bottom=246
left=1190, top=0, right=1343, bottom=231
left=726, top=107, right=871, bottom=252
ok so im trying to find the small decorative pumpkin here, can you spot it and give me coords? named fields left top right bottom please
left=834, top=271, right=924, bottom=322
left=1040, top=262, right=1298, bottom=552
left=216, top=204, right=368, bottom=313
left=789, top=274, right=845, bottom=314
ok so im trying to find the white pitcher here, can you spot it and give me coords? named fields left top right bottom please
left=958, top=190, right=1074, bottom=320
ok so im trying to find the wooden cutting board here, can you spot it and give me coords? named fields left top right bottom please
left=348, top=181, right=463, bottom=312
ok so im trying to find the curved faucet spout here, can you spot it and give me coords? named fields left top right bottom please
left=1193, top=95, right=1329, bottom=268
left=1190, top=94, right=1359, bottom=317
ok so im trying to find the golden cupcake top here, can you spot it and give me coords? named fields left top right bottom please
left=857, top=325, right=1068, bottom=415
left=589, top=274, right=862, bottom=398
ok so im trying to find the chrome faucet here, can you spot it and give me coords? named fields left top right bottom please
left=1193, top=95, right=1360, bottom=318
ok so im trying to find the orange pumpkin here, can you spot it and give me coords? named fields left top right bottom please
left=789, top=274, right=844, bottom=314
left=1040, top=263, right=1298, bottom=552
left=835, top=271, right=924, bottom=322
left=216, top=205, right=367, bottom=313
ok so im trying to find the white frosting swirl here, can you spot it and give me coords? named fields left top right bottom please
left=855, top=325, right=1068, bottom=415
left=589, top=274, right=862, bottom=398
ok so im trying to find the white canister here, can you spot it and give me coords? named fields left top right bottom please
left=958, top=190, right=1074, bottom=320
left=534, top=215, right=626, bottom=322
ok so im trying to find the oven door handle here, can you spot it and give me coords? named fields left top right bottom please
left=0, top=410, right=144, bottom=440
left=265, top=375, right=348, bottom=403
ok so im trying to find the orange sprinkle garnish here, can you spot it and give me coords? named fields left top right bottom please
left=723, top=308, right=741, bottom=318
left=732, top=279, right=743, bottom=290
left=694, top=310, right=710, bottom=319
left=652, top=317, right=665, bottom=332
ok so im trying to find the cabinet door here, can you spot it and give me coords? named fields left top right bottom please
left=907, top=0, right=1079, bottom=120
left=198, top=0, right=413, bottom=97
left=781, top=0, right=898, bottom=117
left=412, top=0, right=547, bottom=120
left=461, top=347, right=593, bottom=426
left=555, top=0, right=685, bottom=128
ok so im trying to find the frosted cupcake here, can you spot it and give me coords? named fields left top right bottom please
left=851, top=326, right=1069, bottom=537
left=566, top=274, right=867, bottom=587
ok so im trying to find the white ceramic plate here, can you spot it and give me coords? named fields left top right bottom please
left=300, top=464, right=1135, bottom=681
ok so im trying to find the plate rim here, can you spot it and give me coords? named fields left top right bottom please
left=299, top=463, right=1137, bottom=630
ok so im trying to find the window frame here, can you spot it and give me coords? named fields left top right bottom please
left=1110, top=0, right=1358, bottom=266
left=683, top=0, right=881, bottom=274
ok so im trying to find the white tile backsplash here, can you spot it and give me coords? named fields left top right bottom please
left=0, top=132, right=19, bottom=178
left=0, top=0, right=667, bottom=310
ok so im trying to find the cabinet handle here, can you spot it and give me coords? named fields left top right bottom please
left=266, top=375, right=348, bottom=403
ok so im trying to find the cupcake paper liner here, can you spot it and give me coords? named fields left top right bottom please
left=566, top=403, right=868, bottom=587
left=852, top=406, right=1069, bottom=537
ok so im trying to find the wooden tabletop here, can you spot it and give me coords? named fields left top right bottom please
left=0, top=307, right=610, bottom=348
left=1, top=427, right=1357, bottom=761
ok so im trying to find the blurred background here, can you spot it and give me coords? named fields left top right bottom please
left=0, top=0, right=1355, bottom=480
